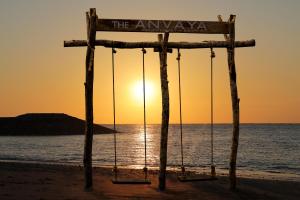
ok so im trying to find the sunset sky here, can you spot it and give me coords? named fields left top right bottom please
left=0, top=0, right=299, bottom=124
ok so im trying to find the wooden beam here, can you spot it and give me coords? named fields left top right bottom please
left=217, top=15, right=229, bottom=41
left=97, top=19, right=229, bottom=34
left=153, top=47, right=173, bottom=53
left=158, top=32, right=170, bottom=191
left=226, top=15, right=240, bottom=191
left=64, top=39, right=255, bottom=49
left=83, top=8, right=96, bottom=191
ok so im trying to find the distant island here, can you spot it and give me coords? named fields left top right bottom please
left=0, top=113, right=115, bottom=136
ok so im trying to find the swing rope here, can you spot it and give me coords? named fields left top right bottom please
left=210, top=48, right=216, bottom=177
left=176, top=49, right=185, bottom=173
left=112, top=47, right=117, bottom=176
left=111, top=47, right=149, bottom=181
left=142, top=48, right=148, bottom=179
left=176, top=48, right=216, bottom=177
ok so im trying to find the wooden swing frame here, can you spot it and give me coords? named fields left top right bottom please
left=64, top=8, right=255, bottom=191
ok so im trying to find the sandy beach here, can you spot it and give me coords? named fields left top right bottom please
left=0, top=162, right=299, bottom=200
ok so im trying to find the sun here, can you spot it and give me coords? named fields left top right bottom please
left=131, top=80, right=155, bottom=103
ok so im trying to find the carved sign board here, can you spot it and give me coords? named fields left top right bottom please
left=97, top=19, right=230, bottom=34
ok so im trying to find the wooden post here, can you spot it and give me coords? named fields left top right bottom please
left=226, top=15, right=240, bottom=190
left=83, top=8, right=97, bottom=190
left=158, top=32, right=170, bottom=191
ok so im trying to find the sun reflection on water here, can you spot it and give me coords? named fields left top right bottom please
left=130, top=126, right=158, bottom=168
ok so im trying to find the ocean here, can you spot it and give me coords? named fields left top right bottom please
left=0, top=124, right=299, bottom=179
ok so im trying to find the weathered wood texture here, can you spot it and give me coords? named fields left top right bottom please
left=97, top=19, right=230, bottom=34
left=64, top=39, right=255, bottom=49
left=83, top=8, right=97, bottom=190
left=225, top=15, right=240, bottom=190
left=158, top=33, right=170, bottom=191
left=217, top=15, right=229, bottom=41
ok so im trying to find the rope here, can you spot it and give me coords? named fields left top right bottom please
left=210, top=48, right=215, bottom=166
left=177, top=49, right=185, bottom=173
left=142, top=48, right=148, bottom=179
left=111, top=48, right=148, bottom=180
left=112, top=47, right=117, bottom=175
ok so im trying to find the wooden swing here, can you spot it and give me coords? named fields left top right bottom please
left=111, top=47, right=151, bottom=184
left=176, top=48, right=217, bottom=182
left=64, top=8, right=256, bottom=190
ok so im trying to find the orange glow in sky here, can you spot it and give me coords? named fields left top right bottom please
left=0, top=1, right=299, bottom=124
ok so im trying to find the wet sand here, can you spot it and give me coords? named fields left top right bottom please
left=0, top=162, right=299, bottom=200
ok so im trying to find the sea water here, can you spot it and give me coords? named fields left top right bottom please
left=0, top=124, right=299, bottom=178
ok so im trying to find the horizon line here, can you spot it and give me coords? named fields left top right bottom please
left=100, top=122, right=300, bottom=125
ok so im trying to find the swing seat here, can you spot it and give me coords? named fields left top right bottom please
left=177, top=174, right=217, bottom=182
left=112, top=178, right=151, bottom=184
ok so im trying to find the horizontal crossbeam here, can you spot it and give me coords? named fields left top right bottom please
left=64, top=39, right=255, bottom=49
